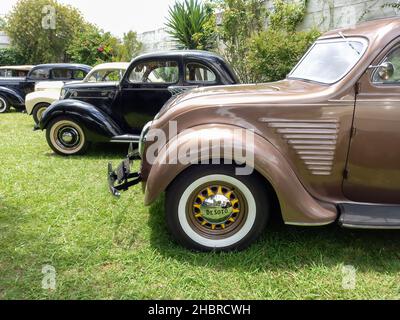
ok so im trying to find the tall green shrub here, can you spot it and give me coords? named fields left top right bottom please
left=0, top=47, right=25, bottom=66
left=216, top=0, right=320, bottom=83
left=215, top=0, right=267, bottom=83
left=248, top=28, right=320, bottom=83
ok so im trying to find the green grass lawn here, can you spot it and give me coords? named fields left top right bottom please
left=1, top=112, right=400, bottom=300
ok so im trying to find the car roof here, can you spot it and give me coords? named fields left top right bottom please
left=133, top=50, right=226, bottom=62
left=321, top=17, right=400, bottom=42
left=90, top=62, right=129, bottom=72
left=32, top=63, right=92, bottom=70
left=0, top=65, right=35, bottom=71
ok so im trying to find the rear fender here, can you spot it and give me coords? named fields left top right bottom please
left=143, top=124, right=337, bottom=225
left=39, top=99, right=123, bottom=141
left=0, top=86, right=24, bottom=106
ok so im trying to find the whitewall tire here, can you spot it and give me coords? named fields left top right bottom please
left=165, top=165, right=270, bottom=251
left=46, top=117, right=89, bottom=156
left=0, top=95, right=9, bottom=113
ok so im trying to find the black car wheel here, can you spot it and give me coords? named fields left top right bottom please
left=0, top=95, right=9, bottom=114
left=32, top=103, right=50, bottom=124
left=165, top=165, right=269, bottom=252
left=46, top=117, right=90, bottom=156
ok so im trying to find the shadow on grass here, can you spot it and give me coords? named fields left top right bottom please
left=44, top=143, right=135, bottom=160
left=148, top=196, right=400, bottom=274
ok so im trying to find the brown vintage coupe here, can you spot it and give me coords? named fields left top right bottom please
left=109, top=17, right=400, bottom=251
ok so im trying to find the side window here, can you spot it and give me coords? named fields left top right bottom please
left=185, top=62, right=216, bottom=83
left=52, top=69, right=73, bottom=80
left=129, top=61, right=179, bottom=84
left=29, top=68, right=50, bottom=80
left=73, top=69, right=87, bottom=80
left=373, top=46, right=400, bottom=84
left=87, top=70, right=123, bottom=82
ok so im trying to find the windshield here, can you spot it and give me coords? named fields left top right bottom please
left=289, top=37, right=368, bottom=84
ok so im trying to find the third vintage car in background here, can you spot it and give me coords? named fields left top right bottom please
left=26, top=62, right=129, bottom=124
left=0, top=63, right=91, bottom=113
left=110, top=17, right=400, bottom=252
left=37, top=51, right=238, bottom=156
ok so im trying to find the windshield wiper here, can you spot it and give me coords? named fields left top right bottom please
left=338, top=32, right=360, bottom=55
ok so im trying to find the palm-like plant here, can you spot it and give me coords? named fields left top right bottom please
left=166, top=0, right=216, bottom=50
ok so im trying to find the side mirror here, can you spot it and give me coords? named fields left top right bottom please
left=369, top=62, right=395, bottom=81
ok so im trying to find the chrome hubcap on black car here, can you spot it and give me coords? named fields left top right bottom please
left=58, top=127, right=80, bottom=147
left=49, top=120, right=85, bottom=154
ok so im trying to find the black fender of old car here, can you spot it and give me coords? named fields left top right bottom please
left=0, top=86, right=25, bottom=107
left=38, top=99, right=124, bottom=141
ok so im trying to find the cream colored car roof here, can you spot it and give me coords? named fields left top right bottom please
left=0, top=65, right=35, bottom=71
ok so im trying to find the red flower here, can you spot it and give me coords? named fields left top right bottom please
left=97, top=46, right=104, bottom=52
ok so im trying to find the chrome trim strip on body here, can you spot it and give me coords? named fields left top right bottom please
left=285, top=221, right=335, bottom=226
left=110, top=135, right=140, bottom=143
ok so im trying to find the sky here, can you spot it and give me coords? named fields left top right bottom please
left=0, top=0, right=179, bottom=37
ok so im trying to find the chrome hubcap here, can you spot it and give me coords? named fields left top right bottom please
left=200, top=194, right=233, bottom=224
left=58, top=127, right=80, bottom=147
left=190, top=185, right=244, bottom=234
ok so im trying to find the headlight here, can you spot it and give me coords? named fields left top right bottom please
left=139, top=121, right=152, bottom=158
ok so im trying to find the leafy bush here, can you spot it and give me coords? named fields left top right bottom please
left=66, top=24, right=119, bottom=65
left=0, top=47, right=25, bottom=66
left=215, top=0, right=267, bottom=83
left=248, top=28, right=320, bottom=82
left=215, top=0, right=320, bottom=83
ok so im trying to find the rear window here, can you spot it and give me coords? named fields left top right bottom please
left=29, top=68, right=50, bottom=80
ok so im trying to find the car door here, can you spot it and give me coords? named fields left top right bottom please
left=343, top=40, right=400, bottom=204
left=116, top=58, right=182, bottom=134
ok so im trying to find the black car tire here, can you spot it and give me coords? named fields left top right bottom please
left=46, top=116, right=90, bottom=156
left=0, top=95, right=10, bottom=113
left=32, top=103, right=50, bottom=124
left=165, top=165, right=269, bottom=252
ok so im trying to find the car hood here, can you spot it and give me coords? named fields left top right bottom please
left=157, top=79, right=327, bottom=119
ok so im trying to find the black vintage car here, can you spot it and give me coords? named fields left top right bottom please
left=37, top=51, right=239, bottom=156
left=0, top=63, right=91, bottom=113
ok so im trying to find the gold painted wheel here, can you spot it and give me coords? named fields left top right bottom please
left=187, top=183, right=248, bottom=239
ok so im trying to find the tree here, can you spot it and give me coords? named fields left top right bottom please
left=247, top=0, right=319, bottom=82
left=214, top=0, right=267, bottom=83
left=67, top=24, right=120, bottom=66
left=116, top=31, right=143, bottom=62
left=166, top=0, right=216, bottom=50
left=0, top=16, right=6, bottom=29
left=0, top=47, right=25, bottom=66
left=5, top=0, right=87, bottom=64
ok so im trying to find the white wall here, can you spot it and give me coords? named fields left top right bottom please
left=0, top=31, right=10, bottom=49
left=137, top=27, right=177, bottom=53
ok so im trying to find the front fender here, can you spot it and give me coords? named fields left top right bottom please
left=39, top=99, right=123, bottom=141
left=143, top=124, right=337, bottom=225
left=25, top=90, right=59, bottom=115
left=0, top=86, right=24, bottom=106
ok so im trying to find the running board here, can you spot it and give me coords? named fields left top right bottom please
left=110, top=134, right=140, bottom=143
left=339, top=203, right=400, bottom=229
